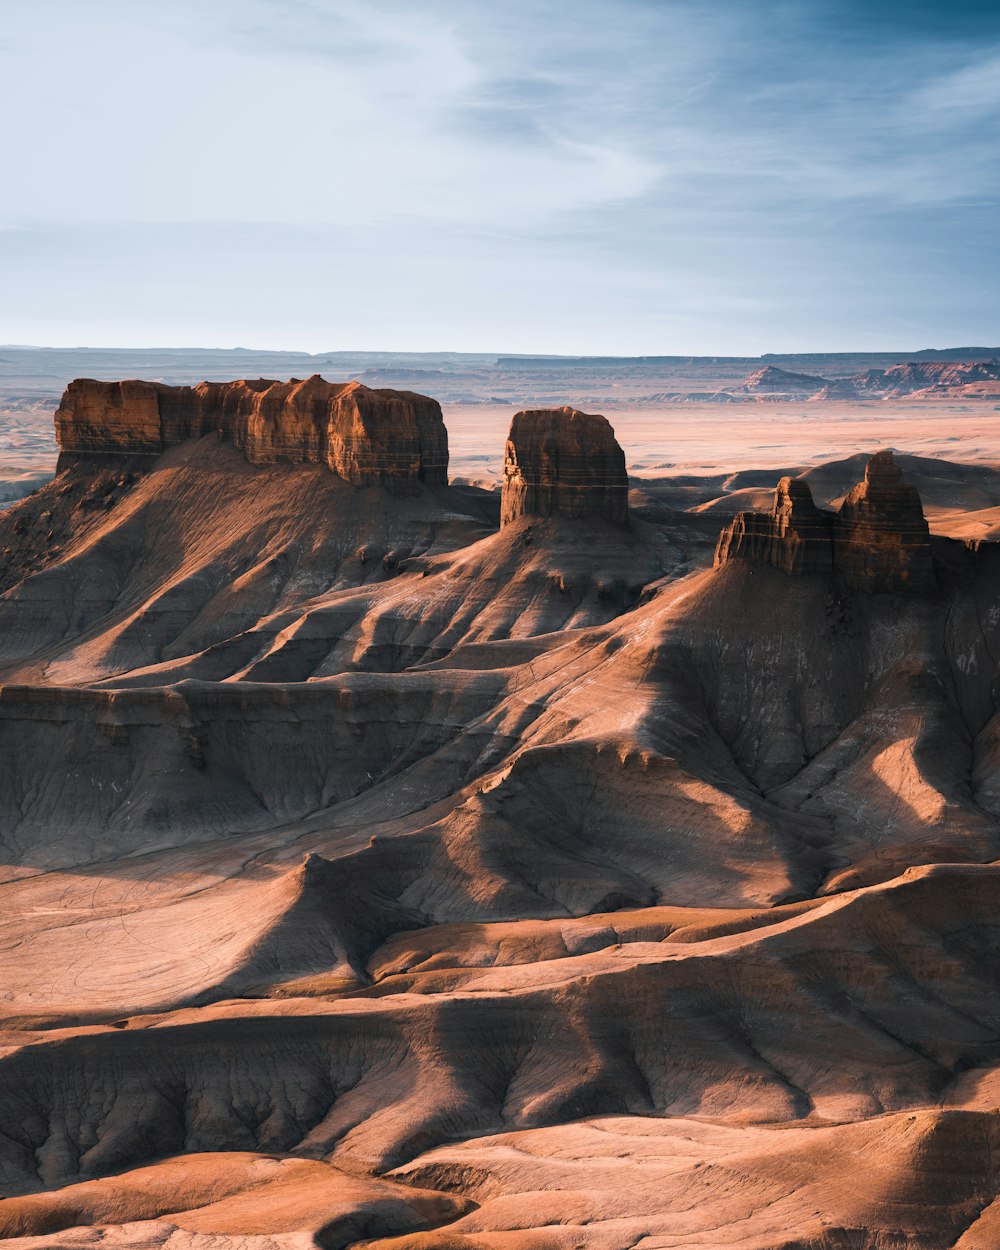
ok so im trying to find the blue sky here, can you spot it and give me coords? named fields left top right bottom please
left=1, top=0, right=997, bottom=353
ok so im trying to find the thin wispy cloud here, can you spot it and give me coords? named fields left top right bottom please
left=0, top=0, right=996, bottom=351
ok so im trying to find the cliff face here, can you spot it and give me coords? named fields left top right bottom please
left=852, top=360, right=1000, bottom=398
left=55, top=376, right=449, bottom=487
left=833, top=449, right=935, bottom=592
left=715, top=450, right=935, bottom=592
left=714, top=476, right=833, bottom=575
left=500, top=407, right=628, bottom=527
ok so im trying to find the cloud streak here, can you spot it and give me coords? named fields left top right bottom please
left=0, top=0, right=996, bottom=350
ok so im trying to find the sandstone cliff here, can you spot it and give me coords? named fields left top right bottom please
left=715, top=449, right=935, bottom=592
left=55, top=375, right=449, bottom=487
left=500, top=407, right=628, bottom=527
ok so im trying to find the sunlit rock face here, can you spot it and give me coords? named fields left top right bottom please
left=716, top=450, right=935, bottom=593
left=500, top=406, right=629, bottom=527
left=55, top=375, right=449, bottom=487
left=833, top=449, right=936, bottom=593
left=714, top=475, right=834, bottom=575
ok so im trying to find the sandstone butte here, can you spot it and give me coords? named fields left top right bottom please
left=500, top=405, right=629, bottom=526
left=54, top=375, right=449, bottom=487
left=715, top=448, right=936, bottom=592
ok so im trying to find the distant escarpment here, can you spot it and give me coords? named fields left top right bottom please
left=55, top=375, right=449, bottom=487
left=716, top=449, right=935, bottom=592
left=500, top=407, right=628, bottom=527
left=729, top=358, right=1000, bottom=402
left=852, top=359, right=1000, bottom=398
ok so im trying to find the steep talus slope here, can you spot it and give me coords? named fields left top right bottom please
left=2, top=389, right=1000, bottom=1248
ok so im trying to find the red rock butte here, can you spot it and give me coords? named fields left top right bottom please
left=715, top=448, right=935, bottom=592
left=500, top=406, right=629, bottom=527
left=54, top=375, right=449, bottom=487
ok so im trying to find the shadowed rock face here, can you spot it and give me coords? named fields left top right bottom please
left=834, top=448, right=936, bottom=592
left=500, top=406, right=628, bottom=527
left=716, top=449, right=935, bottom=592
left=55, top=375, right=449, bottom=487
left=714, top=476, right=834, bottom=575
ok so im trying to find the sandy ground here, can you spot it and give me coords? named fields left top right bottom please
left=3, top=391, right=1000, bottom=492
left=443, top=399, right=1000, bottom=481
left=0, top=401, right=58, bottom=504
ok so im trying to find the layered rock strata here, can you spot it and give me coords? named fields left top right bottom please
left=714, top=476, right=833, bottom=575
left=55, top=375, right=449, bottom=487
left=716, top=449, right=935, bottom=592
left=500, top=407, right=628, bottom=527
left=833, top=448, right=935, bottom=592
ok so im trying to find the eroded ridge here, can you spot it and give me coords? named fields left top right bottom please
left=715, top=448, right=935, bottom=591
left=55, top=375, right=449, bottom=487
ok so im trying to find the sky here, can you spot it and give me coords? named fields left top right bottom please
left=1, top=0, right=998, bottom=354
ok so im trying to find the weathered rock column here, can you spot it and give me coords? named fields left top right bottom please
left=715, top=476, right=834, bottom=575
left=833, top=449, right=935, bottom=592
left=500, top=407, right=629, bottom=527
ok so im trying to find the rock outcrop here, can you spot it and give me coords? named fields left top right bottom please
left=55, top=376, right=449, bottom=487
left=500, top=407, right=628, bottom=527
left=833, top=448, right=935, bottom=592
left=739, top=366, right=826, bottom=396
left=716, top=450, right=935, bottom=592
left=714, top=476, right=833, bottom=575
left=852, top=359, right=1000, bottom=398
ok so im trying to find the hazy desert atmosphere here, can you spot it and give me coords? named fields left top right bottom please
left=0, top=344, right=998, bottom=1248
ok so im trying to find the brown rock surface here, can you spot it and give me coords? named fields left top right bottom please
left=716, top=448, right=936, bottom=592
left=500, top=407, right=628, bottom=526
left=714, top=474, right=833, bottom=574
left=834, top=447, right=936, bottom=592
left=55, top=375, right=449, bottom=487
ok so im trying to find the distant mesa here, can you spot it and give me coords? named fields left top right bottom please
left=715, top=449, right=935, bottom=593
left=54, top=375, right=449, bottom=488
left=739, top=365, right=828, bottom=396
left=813, top=377, right=861, bottom=400
left=731, top=358, right=1000, bottom=402
left=851, top=359, right=1000, bottom=398
left=500, top=406, right=629, bottom=527
left=714, top=475, right=834, bottom=576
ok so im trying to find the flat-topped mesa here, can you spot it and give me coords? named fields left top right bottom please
left=715, top=450, right=935, bottom=593
left=714, top=476, right=833, bottom=575
left=833, top=448, right=935, bottom=592
left=500, top=407, right=628, bottom=527
left=54, top=376, right=449, bottom=488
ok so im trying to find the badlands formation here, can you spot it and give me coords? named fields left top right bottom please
left=2, top=375, right=1000, bottom=1248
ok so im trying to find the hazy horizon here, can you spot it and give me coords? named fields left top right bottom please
left=3, top=342, right=1000, bottom=359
